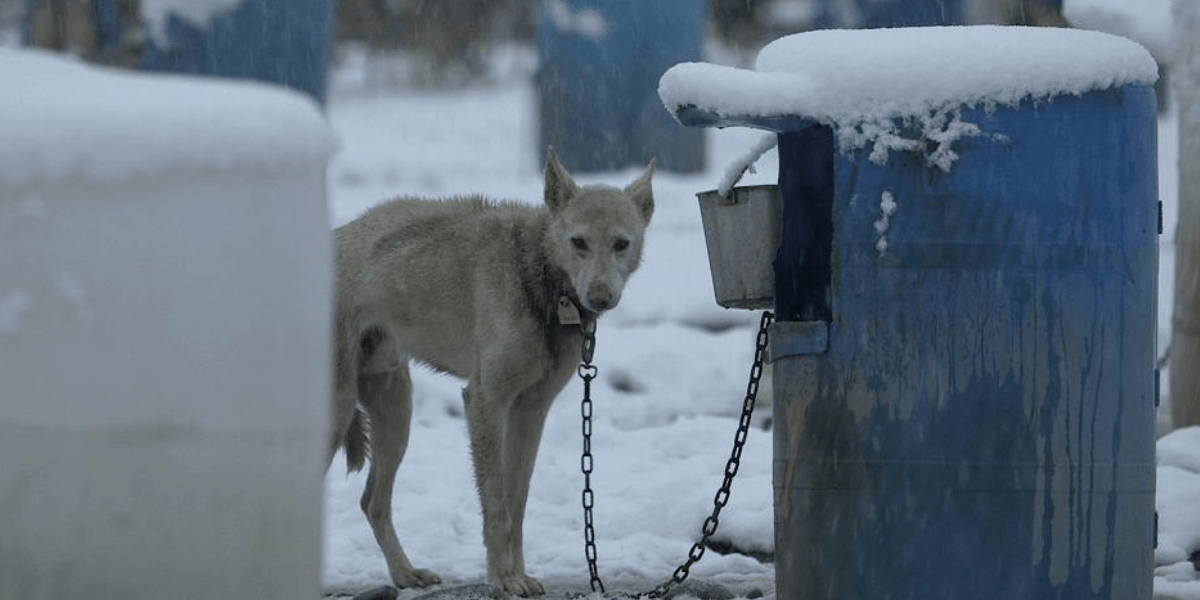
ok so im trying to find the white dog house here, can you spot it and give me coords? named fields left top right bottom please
left=0, top=50, right=335, bottom=599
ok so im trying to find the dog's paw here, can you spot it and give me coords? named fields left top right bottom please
left=499, top=574, right=544, bottom=597
left=394, top=568, right=442, bottom=588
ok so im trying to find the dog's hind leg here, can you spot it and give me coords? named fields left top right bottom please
left=358, top=360, right=442, bottom=589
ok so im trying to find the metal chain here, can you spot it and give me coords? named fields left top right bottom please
left=578, top=311, right=773, bottom=598
left=647, top=310, right=774, bottom=599
left=579, top=318, right=604, bottom=594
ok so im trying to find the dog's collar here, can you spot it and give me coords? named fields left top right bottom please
left=556, top=295, right=584, bottom=325
left=556, top=285, right=598, bottom=327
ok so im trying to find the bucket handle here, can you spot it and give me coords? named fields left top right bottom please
left=716, top=133, right=778, bottom=198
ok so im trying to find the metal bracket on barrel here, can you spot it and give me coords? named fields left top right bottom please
left=767, top=321, right=829, bottom=360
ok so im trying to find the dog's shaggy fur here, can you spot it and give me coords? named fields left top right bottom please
left=329, top=150, right=654, bottom=596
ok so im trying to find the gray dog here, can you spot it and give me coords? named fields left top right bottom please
left=330, top=149, right=655, bottom=596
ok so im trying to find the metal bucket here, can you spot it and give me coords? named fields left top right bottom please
left=696, top=184, right=781, bottom=309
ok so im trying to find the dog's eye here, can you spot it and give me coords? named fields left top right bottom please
left=613, top=239, right=630, bottom=252
left=571, top=237, right=588, bottom=251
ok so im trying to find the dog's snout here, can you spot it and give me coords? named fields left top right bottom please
left=586, top=284, right=617, bottom=312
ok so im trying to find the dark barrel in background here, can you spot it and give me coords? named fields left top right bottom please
left=536, top=0, right=705, bottom=173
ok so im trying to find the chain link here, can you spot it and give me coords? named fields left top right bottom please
left=647, top=310, right=773, bottom=599
left=577, top=311, right=773, bottom=599
left=579, top=318, right=605, bottom=594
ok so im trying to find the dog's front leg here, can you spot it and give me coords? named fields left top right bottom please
left=464, top=383, right=545, bottom=597
left=502, top=392, right=556, bottom=579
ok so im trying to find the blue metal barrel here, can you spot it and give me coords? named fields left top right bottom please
left=810, top=0, right=1066, bottom=28
left=812, top=0, right=965, bottom=28
left=141, top=0, right=334, bottom=103
left=763, top=85, right=1158, bottom=598
left=536, top=0, right=705, bottom=173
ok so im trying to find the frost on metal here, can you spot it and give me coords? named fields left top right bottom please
left=836, top=106, right=986, bottom=172
left=873, top=191, right=897, bottom=255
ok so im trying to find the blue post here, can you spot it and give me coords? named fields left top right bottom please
left=537, top=0, right=705, bottom=173
left=141, top=0, right=334, bottom=103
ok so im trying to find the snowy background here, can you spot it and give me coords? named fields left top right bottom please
left=3, top=0, right=1199, bottom=598
left=320, top=33, right=1192, bottom=600
left=321, top=46, right=781, bottom=599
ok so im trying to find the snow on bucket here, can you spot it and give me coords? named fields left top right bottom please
left=0, top=50, right=335, bottom=599
left=696, top=185, right=781, bottom=309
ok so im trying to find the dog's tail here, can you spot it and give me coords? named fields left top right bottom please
left=344, top=407, right=370, bottom=473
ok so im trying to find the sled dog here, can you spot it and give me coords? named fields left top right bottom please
left=330, top=149, right=655, bottom=596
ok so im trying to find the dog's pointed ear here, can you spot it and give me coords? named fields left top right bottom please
left=624, top=158, right=655, bottom=224
left=544, top=146, right=578, bottom=213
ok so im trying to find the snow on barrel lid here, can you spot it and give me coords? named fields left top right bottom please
left=0, top=49, right=337, bottom=189
left=659, top=26, right=1158, bottom=129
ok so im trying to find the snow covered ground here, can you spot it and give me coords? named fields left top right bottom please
left=321, top=48, right=779, bottom=599
left=319, top=43, right=1195, bottom=599
left=5, top=13, right=1192, bottom=598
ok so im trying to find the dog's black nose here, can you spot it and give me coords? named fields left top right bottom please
left=587, top=287, right=616, bottom=311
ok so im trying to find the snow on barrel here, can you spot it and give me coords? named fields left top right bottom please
left=660, top=26, right=1160, bottom=599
